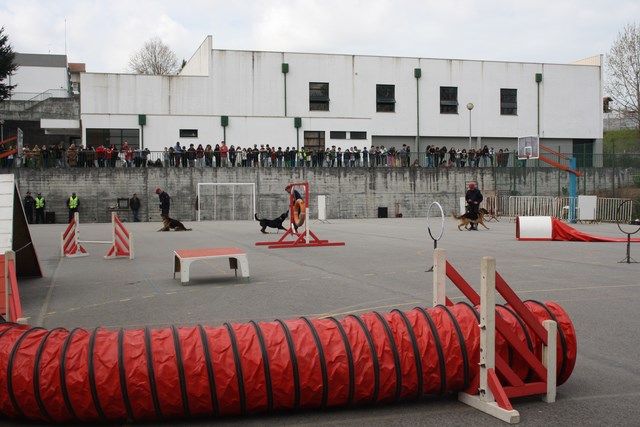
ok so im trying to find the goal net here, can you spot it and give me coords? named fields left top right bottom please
left=197, top=183, right=256, bottom=221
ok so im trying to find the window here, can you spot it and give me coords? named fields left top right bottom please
left=376, top=84, right=395, bottom=112
left=500, top=89, right=517, bottom=115
left=330, top=131, right=347, bottom=139
left=309, top=82, right=329, bottom=111
left=86, top=128, right=139, bottom=149
left=179, top=129, right=198, bottom=138
left=440, top=86, right=458, bottom=114
left=350, top=131, right=367, bottom=140
left=304, top=131, right=325, bottom=151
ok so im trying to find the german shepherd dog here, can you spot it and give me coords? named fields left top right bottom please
left=255, top=212, right=288, bottom=234
left=159, top=214, right=192, bottom=231
left=453, top=208, right=490, bottom=231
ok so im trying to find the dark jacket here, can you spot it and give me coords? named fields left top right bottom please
left=24, top=195, right=35, bottom=211
left=130, top=196, right=141, bottom=211
left=158, top=191, right=170, bottom=214
left=465, top=187, right=483, bottom=212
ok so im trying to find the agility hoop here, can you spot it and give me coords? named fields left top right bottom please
left=426, top=201, right=445, bottom=272
left=616, top=200, right=640, bottom=264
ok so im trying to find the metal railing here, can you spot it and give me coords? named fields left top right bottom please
left=8, top=150, right=640, bottom=169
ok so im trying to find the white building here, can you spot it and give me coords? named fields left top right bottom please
left=80, top=36, right=603, bottom=157
left=8, top=53, right=71, bottom=101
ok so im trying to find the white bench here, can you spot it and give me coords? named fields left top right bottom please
left=173, top=248, right=250, bottom=285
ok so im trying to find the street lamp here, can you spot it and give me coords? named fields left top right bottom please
left=466, top=103, right=474, bottom=150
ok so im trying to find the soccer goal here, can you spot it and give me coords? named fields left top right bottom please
left=197, top=183, right=256, bottom=221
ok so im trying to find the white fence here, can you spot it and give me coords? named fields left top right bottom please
left=496, top=196, right=632, bottom=223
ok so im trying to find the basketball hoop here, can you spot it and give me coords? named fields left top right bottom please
left=517, top=136, right=539, bottom=160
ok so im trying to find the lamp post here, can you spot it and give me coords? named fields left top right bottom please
left=466, top=103, right=474, bottom=150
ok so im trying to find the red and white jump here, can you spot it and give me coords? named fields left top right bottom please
left=61, top=212, right=134, bottom=259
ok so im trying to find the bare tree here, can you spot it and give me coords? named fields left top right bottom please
left=128, top=37, right=179, bottom=75
left=606, top=23, right=640, bottom=134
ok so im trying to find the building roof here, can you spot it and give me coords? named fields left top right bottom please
left=69, top=63, right=86, bottom=73
left=14, top=53, right=67, bottom=68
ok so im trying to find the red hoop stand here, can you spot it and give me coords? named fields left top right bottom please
left=255, top=182, right=345, bottom=249
left=432, top=248, right=558, bottom=424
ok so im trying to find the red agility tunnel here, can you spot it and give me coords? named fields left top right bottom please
left=0, top=301, right=576, bottom=423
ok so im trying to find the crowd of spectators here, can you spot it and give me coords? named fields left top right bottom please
left=425, top=145, right=512, bottom=168
left=3, top=140, right=513, bottom=169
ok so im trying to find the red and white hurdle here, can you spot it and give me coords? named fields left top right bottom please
left=433, top=248, right=564, bottom=424
left=61, top=212, right=134, bottom=259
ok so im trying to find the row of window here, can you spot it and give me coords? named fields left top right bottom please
left=310, top=83, right=518, bottom=116
left=329, top=131, right=367, bottom=140
left=174, top=129, right=368, bottom=141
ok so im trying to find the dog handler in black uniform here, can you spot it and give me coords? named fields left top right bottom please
left=156, top=188, right=171, bottom=217
left=465, top=182, right=483, bottom=230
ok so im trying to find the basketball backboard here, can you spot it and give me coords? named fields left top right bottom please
left=517, top=136, right=540, bottom=160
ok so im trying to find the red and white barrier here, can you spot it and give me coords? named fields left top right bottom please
left=433, top=248, right=574, bottom=423
left=61, top=213, right=133, bottom=259
left=105, top=212, right=134, bottom=259
left=61, top=213, right=89, bottom=257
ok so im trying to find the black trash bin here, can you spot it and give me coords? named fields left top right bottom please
left=378, top=207, right=388, bottom=218
left=45, top=212, right=55, bottom=224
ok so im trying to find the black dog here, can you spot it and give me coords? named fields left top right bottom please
left=159, top=214, right=192, bottom=231
left=255, top=212, right=288, bottom=234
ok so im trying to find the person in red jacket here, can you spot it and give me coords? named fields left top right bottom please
left=219, top=141, right=229, bottom=167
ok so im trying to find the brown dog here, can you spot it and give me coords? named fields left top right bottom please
left=159, top=214, right=192, bottom=231
left=452, top=208, right=490, bottom=231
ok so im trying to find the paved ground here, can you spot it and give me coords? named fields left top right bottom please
left=7, top=216, right=640, bottom=426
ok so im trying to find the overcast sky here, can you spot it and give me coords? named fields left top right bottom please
left=0, top=0, right=637, bottom=73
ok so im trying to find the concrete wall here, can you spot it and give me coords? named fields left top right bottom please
left=0, top=98, right=79, bottom=121
left=8, top=167, right=631, bottom=224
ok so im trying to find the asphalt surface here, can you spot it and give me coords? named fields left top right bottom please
left=7, top=216, right=640, bottom=426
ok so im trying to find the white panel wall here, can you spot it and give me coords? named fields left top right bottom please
left=180, top=36, right=212, bottom=76
left=80, top=43, right=603, bottom=152
left=540, top=64, right=603, bottom=138
left=283, top=52, right=357, bottom=118
left=9, top=66, right=69, bottom=99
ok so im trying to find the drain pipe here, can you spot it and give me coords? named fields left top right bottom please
left=535, top=73, right=543, bottom=197
left=415, top=68, right=421, bottom=157
left=282, top=63, right=289, bottom=116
